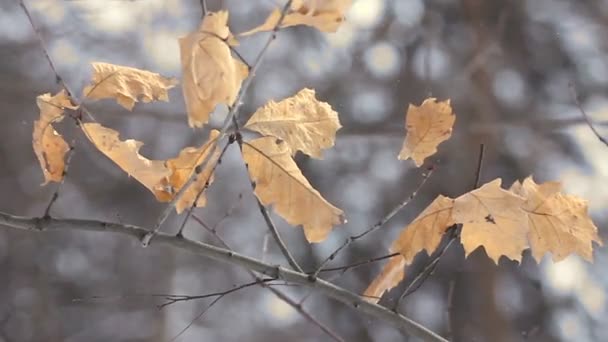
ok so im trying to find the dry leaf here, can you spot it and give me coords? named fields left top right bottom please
left=511, top=177, right=602, bottom=262
left=363, top=195, right=455, bottom=302
left=33, top=90, right=77, bottom=184
left=82, top=62, right=177, bottom=110
left=241, top=0, right=352, bottom=35
left=160, top=130, right=221, bottom=213
left=82, top=123, right=171, bottom=195
left=398, top=98, right=455, bottom=167
left=242, top=136, right=345, bottom=242
left=180, top=11, right=249, bottom=127
left=453, top=179, right=528, bottom=263
left=244, top=88, right=341, bottom=158
left=363, top=255, right=406, bottom=302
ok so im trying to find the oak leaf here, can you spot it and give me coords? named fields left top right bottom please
left=363, top=195, right=455, bottom=302
left=244, top=88, right=341, bottom=158
left=453, top=179, right=528, bottom=263
left=160, top=130, right=221, bottom=213
left=82, top=62, right=177, bottom=110
left=241, top=0, right=352, bottom=35
left=82, top=123, right=171, bottom=195
left=242, top=137, right=344, bottom=242
left=510, top=177, right=602, bottom=262
left=398, top=98, right=455, bottom=167
left=33, top=90, right=77, bottom=184
left=180, top=11, right=249, bottom=127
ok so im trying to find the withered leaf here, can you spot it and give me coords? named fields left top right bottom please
left=398, top=98, right=455, bottom=167
left=242, top=136, right=344, bottom=242
left=244, top=88, right=341, bottom=158
left=33, top=90, right=77, bottom=184
left=82, top=62, right=177, bottom=110
left=180, top=11, right=248, bottom=127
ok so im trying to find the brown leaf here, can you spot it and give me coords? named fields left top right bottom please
left=82, top=123, right=171, bottom=195
left=510, top=177, right=603, bottom=262
left=453, top=179, right=528, bottom=263
left=161, top=130, right=221, bottom=213
left=241, top=0, right=352, bottom=35
left=398, top=98, right=455, bottom=167
left=32, top=90, right=77, bottom=184
left=180, top=11, right=249, bottom=127
left=363, top=195, right=455, bottom=302
left=244, top=88, right=341, bottom=158
left=82, top=62, right=177, bottom=110
left=363, top=255, right=406, bottom=303
left=242, top=137, right=345, bottom=242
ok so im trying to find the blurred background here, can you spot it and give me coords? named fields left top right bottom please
left=1, top=0, right=608, bottom=341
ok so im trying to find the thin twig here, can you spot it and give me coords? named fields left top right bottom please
left=569, top=83, right=608, bottom=147
left=473, top=144, right=486, bottom=189
left=19, top=0, right=75, bottom=97
left=394, top=233, right=457, bottom=307
left=312, top=166, right=435, bottom=278
left=143, top=0, right=294, bottom=246
left=175, top=139, right=233, bottom=238
left=159, top=278, right=275, bottom=308
left=315, top=252, right=401, bottom=273
left=168, top=295, right=222, bottom=342
left=254, top=199, right=303, bottom=272
left=200, top=0, right=208, bottom=18
left=192, top=214, right=344, bottom=342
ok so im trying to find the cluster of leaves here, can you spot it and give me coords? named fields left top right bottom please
left=32, top=0, right=602, bottom=303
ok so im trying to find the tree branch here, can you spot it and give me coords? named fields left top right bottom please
left=0, top=211, right=447, bottom=342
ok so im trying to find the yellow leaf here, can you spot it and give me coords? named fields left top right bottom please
left=82, top=62, right=177, bottom=110
left=82, top=123, right=171, bottom=195
left=363, top=255, right=406, bottom=303
left=242, top=137, right=345, bottom=242
left=244, top=88, right=341, bottom=158
left=398, top=98, right=455, bottom=167
left=241, top=0, right=352, bottom=35
left=180, top=11, right=249, bottom=127
left=453, top=179, right=528, bottom=263
left=510, top=177, right=603, bottom=262
left=32, top=90, right=77, bottom=184
left=161, top=130, right=221, bottom=213
left=363, top=195, right=455, bottom=302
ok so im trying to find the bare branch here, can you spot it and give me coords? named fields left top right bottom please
left=0, top=211, right=447, bottom=342
left=312, top=167, right=435, bottom=278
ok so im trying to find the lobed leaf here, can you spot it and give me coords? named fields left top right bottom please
left=244, top=88, right=341, bottom=159
left=82, top=62, right=177, bottom=110
left=242, top=136, right=345, bottom=243
left=398, top=98, right=455, bottom=167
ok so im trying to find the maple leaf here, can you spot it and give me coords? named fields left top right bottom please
left=32, top=90, right=78, bottom=184
left=453, top=179, right=528, bottom=263
left=241, top=136, right=345, bottom=242
left=159, top=130, right=221, bottom=213
left=241, top=0, right=352, bottom=35
left=510, top=177, right=602, bottom=262
left=82, top=62, right=177, bottom=110
left=244, top=88, right=342, bottom=158
left=363, top=195, right=455, bottom=302
left=82, top=123, right=171, bottom=195
left=179, top=11, right=249, bottom=128
left=398, top=98, right=455, bottom=167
